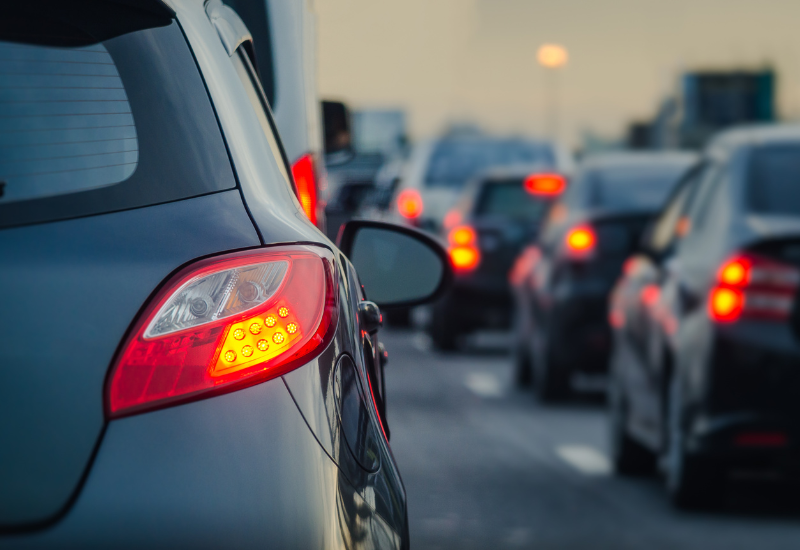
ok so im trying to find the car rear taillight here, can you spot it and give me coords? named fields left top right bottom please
left=708, top=253, right=799, bottom=323
left=397, top=189, right=423, bottom=219
left=448, top=224, right=480, bottom=271
left=443, top=208, right=463, bottom=229
left=523, top=173, right=567, bottom=196
left=564, top=225, right=596, bottom=258
left=292, top=154, right=318, bottom=226
left=107, top=246, right=338, bottom=418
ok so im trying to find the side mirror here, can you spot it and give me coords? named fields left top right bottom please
left=322, top=100, right=354, bottom=159
left=337, top=220, right=452, bottom=309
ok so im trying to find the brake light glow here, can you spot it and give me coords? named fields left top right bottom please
left=292, top=154, right=318, bottom=225
left=447, top=224, right=480, bottom=271
left=397, top=189, right=423, bottom=219
left=565, top=226, right=596, bottom=256
left=107, top=246, right=338, bottom=418
left=708, top=253, right=799, bottom=323
left=709, top=287, right=744, bottom=322
left=523, top=173, right=567, bottom=196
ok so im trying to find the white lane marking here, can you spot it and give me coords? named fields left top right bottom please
left=556, top=445, right=611, bottom=476
left=464, top=372, right=504, bottom=398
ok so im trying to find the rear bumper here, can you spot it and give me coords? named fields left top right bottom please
left=438, top=281, right=513, bottom=331
left=547, top=289, right=612, bottom=374
left=3, top=378, right=400, bottom=549
left=686, top=321, right=800, bottom=468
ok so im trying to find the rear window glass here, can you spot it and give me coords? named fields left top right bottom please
left=748, top=145, right=800, bottom=215
left=0, top=42, right=137, bottom=203
left=474, top=179, right=550, bottom=222
left=578, top=164, right=689, bottom=211
left=0, top=10, right=236, bottom=228
left=425, top=139, right=553, bottom=188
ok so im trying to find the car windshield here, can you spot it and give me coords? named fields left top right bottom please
left=474, top=179, right=551, bottom=222
left=748, top=145, right=800, bottom=215
left=424, top=139, right=553, bottom=188
left=580, top=164, right=689, bottom=211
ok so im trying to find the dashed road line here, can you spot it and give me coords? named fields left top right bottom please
left=556, top=444, right=611, bottom=476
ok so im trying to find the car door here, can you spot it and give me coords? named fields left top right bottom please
left=621, top=166, right=706, bottom=446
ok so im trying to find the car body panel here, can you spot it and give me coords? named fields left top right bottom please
left=0, top=190, right=260, bottom=527
left=3, top=377, right=399, bottom=550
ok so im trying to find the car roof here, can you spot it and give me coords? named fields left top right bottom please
left=708, top=123, right=800, bottom=153
left=577, top=151, right=698, bottom=171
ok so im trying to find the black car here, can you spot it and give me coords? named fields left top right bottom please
left=608, top=126, right=800, bottom=508
left=512, top=152, right=696, bottom=399
left=428, top=167, right=565, bottom=349
left=0, top=1, right=450, bottom=546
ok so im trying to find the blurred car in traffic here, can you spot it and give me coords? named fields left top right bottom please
left=512, top=152, right=697, bottom=400
left=227, top=0, right=328, bottom=232
left=608, top=125, right=800, bottom=508
left=428, top=168, right=566, bottom=349
left=0, top=1, right=452, bottom=547
left=389, top=135, right=568, bottom=232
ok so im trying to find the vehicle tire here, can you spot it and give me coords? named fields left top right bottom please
left=535, top=343, right=570, bottom=402
left=608, top=376, right=655, bottom=476
left=663, top=376, right=724, bottom=509
left=430, top=300, right=458, bottom=351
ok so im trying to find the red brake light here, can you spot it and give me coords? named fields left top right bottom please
left=107, top=246, right=338, bottom=418
left=565, top=226, right=596, bottom=256
left=708, top=253, right=799, bottom=323
left=709, top=287, right=744, bottom=322
left=447, top=224, right=480, bottom=271
left=292, top=154, right=318, bottom=225
left=523, top=173, right=566, bottom=196
left=397, top=189, right=423, bottom=219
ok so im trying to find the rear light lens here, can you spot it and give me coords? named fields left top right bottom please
left=107, top=245, right=338, bottom=418
left=292, top=154, right=318, bottom=226
left=523, top=173, right=567, bottom=196
left=709, top=287, right=744, bottom=322
left=397, top=189, right=423, bottom=219
left=448, top=224, right=480, bottom=272
left=735, top=432, right=788, bottom=447
left=564, top=226, right=596, bottom=257
left=708, top=253, right=799, bottom=323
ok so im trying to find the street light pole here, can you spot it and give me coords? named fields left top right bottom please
left=537, top=44, right=568, bottom=142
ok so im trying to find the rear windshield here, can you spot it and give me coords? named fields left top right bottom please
left=425, top=139, right=553, bottom=188
left=748, top=145, right=800, bottom=215
left=474, top=179, right=551, bottom=222
left=0, top=7, right=235, bottom=228
left=579, top=164, right=689, bottom=211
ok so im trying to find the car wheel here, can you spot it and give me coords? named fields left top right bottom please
left=429, top=299, right=458, bottom=351
left=608, top=375, right=655, bottom=476
left=664, top=376, right=724, bottom=509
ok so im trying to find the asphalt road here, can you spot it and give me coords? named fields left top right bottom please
left=381, top=328, right=800, bottom=550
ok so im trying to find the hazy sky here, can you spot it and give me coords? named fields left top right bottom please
left=315, top=0, right=800, bottom=146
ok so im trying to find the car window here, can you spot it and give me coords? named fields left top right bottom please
left=684, top=164, right=722, bottom=231
left=474, top=179, right=550, bottom=222
left=582, top=164, right=691, bottom=211
left=747, top=144, right=800, bottom=215
left=647, top=169, right=701, bottom=254
left=230, top=47, right=292, bottom=190
left=0, top=20, right=236, bottom=228
left=424, top=139, right=554, bottom=188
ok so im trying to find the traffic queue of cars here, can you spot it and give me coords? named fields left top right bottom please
left=372, top=115, right=800, bottom=511
left=0, top=0, right=450, bottom=547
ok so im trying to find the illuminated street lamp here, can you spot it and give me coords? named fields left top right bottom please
left=537, top=43, right=568, bottom=140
